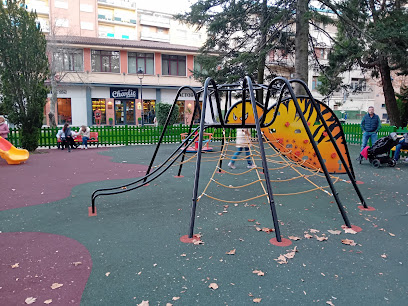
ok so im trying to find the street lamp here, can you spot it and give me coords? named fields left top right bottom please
left=137, top=67, right=145, bottom=126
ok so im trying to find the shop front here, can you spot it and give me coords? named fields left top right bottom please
left=110, top=87, right=138, bottom=125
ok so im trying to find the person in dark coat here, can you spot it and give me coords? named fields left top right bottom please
left=357, top=106, right=381, bottom=160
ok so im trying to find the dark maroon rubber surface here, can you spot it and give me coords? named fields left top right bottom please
left=0, top=232, right=92, bottom=305
left=0, top=148, right=148, bottom=211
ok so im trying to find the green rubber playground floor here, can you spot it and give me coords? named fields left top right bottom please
left=1, top=143, right=407, bottom=305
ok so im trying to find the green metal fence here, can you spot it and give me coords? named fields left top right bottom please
left=7, top=124, right=408, bottom=149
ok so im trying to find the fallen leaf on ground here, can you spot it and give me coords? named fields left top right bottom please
left=310, top=229, right=319, bottom=233
left=381, top=254, right=387, bottom=258
left=341, top=239, right=356, bottom=246
left=262, top=227, right=274, bottom=233
left=315, top=235, right=328, bottom=241
left=180, top=254, right=186, bottom=257
left=304, top=233, right=313, bottom=239
left=209, top=283, right=218, bottom=290
left=253, top=298, right=262, bottom=303
left=343, top=228, right=357, bottom=234
left=44, top=299, right=52, bottom=304
left=172, top=297, right=180, bottom=301
left=25, top=297, right=37, bottom=304
left=327, top=230, right=341, bottom=235
left=73, top=262, right=82, bottom=266
left=288, top=236, right=301, bottom=241
left=193, top=240, right=204, bottom=245
left=274, top=255, right=287, bottom=264
left=389, top=232, right=395, bottom=237
left=248, top=219, right=255, bottom=222
left=326, top=301, right=335, bottom=306
left=166, top=304, right=173, bottom=306
left=50, top=283, right=63, bottom=290
left=226, top=249, right=236, bottom=255
left=137, top=301, right=149, bottom=306
left=252, top=270, right=265, bottom=276
left=255, top=227, right=262, bottom=232
left=105, top=272, right=110, bottom=277
left=11, top=263, right=19, bottom=268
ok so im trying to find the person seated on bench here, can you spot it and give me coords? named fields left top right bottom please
left=78, top=125, right=90, bottom=149
left=393, top=133, right=408, bottom=163
left=57, top=123, right=75, bottom=152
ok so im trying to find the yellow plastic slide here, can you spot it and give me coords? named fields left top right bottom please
left=0, top=136, right=29, bottom=165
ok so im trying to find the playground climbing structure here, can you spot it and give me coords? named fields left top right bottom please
left=91, top=77, right=371, bottom=246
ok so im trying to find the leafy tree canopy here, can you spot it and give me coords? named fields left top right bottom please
left=0, top=0, right=49, bottom=150
left=318, top=0, right=408, bottom=126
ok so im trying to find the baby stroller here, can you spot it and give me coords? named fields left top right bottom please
left=360, top=132, right=399, bottom=168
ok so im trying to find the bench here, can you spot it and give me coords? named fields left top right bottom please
left=57, top=132, right=99, bottom=148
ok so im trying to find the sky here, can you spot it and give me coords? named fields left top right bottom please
left=136, top=0, right=197, bottom=14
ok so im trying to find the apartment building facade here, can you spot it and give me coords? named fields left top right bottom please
left=25, top=0, right=206, bottom=126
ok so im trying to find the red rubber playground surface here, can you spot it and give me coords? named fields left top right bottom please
left=0, top=144, right=407, bottom=305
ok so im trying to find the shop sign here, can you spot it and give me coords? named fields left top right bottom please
left=110, top=87, right=138, bottom=99
left=179, top=92, right=194, bottom=98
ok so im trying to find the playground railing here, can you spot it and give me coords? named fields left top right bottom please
left=7, top=123, right=408, bottom=149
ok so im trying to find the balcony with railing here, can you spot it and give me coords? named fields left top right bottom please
left=98, top=0, right=136, bottom=10
left=140, top=30, right=170, bottom=43
left=98, top=14, right=137, bottom=27
left=26, top=0, right=50, bottom=15
left=139, top=14, right=171, bottom=29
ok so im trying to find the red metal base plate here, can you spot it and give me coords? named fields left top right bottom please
left=269, top=237, right=292, bottom=247
left=88, top=206, right=97, bottom=217
left=342, top=224, right=362, bottom=232
left=173, top=175, right=184, bottom=178
left=180, top=234, right=202, bottom=244
left=358, top=205, right=376, bottom=211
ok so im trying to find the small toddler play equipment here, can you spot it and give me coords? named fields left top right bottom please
left=0, top=136, right=29, bottom=165
left=180, top=131, right=213, bottom=152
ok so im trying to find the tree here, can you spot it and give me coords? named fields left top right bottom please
left=156, top=102, right=180, bottom=126
left=0, top=0, right=49, bottom=151
left=178, top=0, right=341, bottom=100
left=317, top=0, right=408, bottom=126
left=177, top=0, right=297, bottom=87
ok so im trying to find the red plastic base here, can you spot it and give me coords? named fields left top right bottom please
left=342, top=224, right=362, bottom=232
left=269, top=237, right=292, bottom=247
left=180, top=234, right=201, bottom=244
left=173, top=175, right=184, bottom=178
left=143, top=183, right=150, bottom=187
left=88, top=206, right=97, bottom=217
left=218, top=170, right=226, bottom=173
left=358, top=205, right=376, bottom=211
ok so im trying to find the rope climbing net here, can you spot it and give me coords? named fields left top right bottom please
left=164, top=129, right=349, bottom=205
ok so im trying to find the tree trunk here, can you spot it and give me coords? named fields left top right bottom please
left=379, top=59, right=401, bottom=127
left=294, top=0, right=309, bottom=95
left=256, top=0, right=268, bottom=104
left=48, top=73, right=57, bottom=127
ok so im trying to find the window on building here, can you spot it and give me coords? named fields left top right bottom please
left=162, top=54, right=186, bottom=76
left=312, top=76, right=322, bottom=90
left=350, top=78, right=367, bottom=92
left=128, top=52, right=154, bottom=75
left=53, top=49, right=83, bottom=72
left=92, top=99, right=106, bottom=125
left=57, top=98, right=72, bottom=125
left=381, top=104, right=386, bottom=108
left=91, top=50, right=120, bottom=73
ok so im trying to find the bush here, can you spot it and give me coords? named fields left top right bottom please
left=156, top=102, right=179, bottom=126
